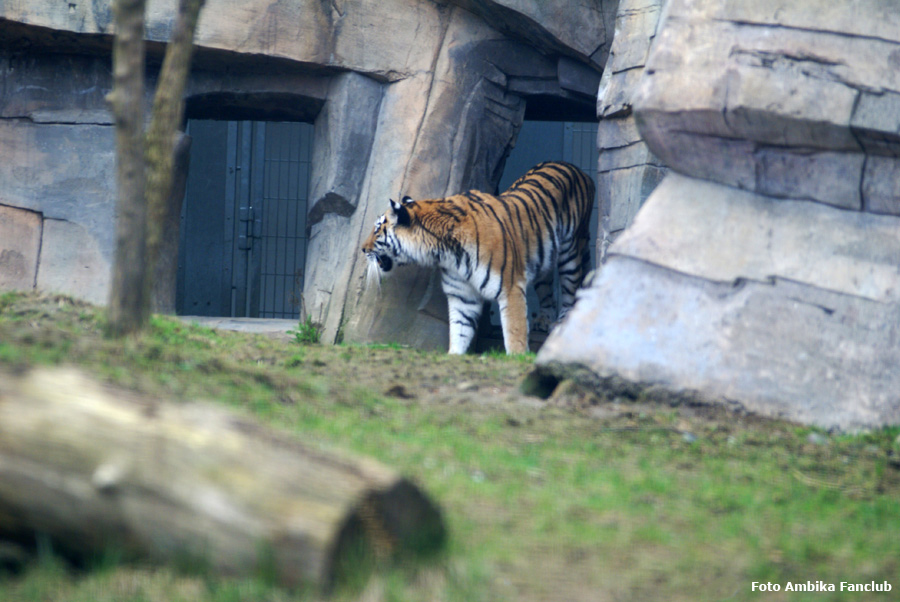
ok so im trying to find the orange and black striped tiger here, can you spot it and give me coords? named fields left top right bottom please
left=361, top=161, right=594, bottom=354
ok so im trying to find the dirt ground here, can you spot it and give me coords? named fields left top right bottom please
left=0, top=292, right=777, bottom=435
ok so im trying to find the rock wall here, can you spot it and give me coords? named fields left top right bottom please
left=538, top=0, right=900, bottom=431
left=595, top=0, right=666, bottom=258
left=0, top=54, right=117, bottom=305
left=0, top=0, right=611, bottom=351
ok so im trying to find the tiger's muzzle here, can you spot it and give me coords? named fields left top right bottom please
left=363, top=250, right=393, bottom=273
left=362, top=250, right=392, bottom=292
left=375, top=254, right=393, bottom=272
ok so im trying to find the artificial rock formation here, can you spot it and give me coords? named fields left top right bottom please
left=595, top=0, right=667, bottom=258
left=0, top=0, right=611, bottom=350
left=538, top=0, right=900, bottom=431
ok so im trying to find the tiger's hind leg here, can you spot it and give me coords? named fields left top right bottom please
left=557, top=235, right=590, bottom=322
left=442, top=271, right=483, bottom=354
left=531, top=271, right=556, bottom=333
left=498, top=282, right=529, bottom=355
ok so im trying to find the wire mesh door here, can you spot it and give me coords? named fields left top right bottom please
left=255, top=121, right=313, bottom=319
left=177, top=120, right=313, bottom=319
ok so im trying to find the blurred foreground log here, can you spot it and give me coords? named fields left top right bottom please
left=0, top=367, right=444, bottom=590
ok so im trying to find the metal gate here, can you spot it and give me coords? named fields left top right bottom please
left=177, top=120, right=313, bottom=319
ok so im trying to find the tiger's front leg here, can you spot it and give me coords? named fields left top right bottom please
left=498, top=283, right=528, bottom=355
left=442, top=271, right=483, bottom=354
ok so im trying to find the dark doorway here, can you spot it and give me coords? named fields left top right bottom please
left=176, top=120, right=314, bottom=319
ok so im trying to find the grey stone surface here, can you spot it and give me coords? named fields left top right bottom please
left=598, top=162, right=665, bottom=234
left=3, top=0, right=615, bottom=82
left=304, top=69, right=440, bottom=346
left=558, top=57, right=602, bottom=98
left=851, top=90, right=900, bottom=156
left=178, top=316, right=297, bottom=338
left=754, top=148, right=863, bottom=210
left=0, top=52, right=117, bottom=304
left=0, top=54, right=113, bottom=123
left=595, top=0, right=666, bottom=257
left=336, top=9, right=531, bottom=349
left=447, top=0, right=615, bottom=67
left=538, top=256, right=900, bottom=432
left=5, top=0, right=446, bottom=80
left=0, top=205, right=42, bottom=292
left=613, top=173, right=900, bottom=303
left=633, top=0, right=900, bottom=211
left=0, top=120, right=117, bottom=259
left=863, top=156, right=900, bottom=216
left=36, top=219, right=110, bottom=306
left=184, top=70, right=328, bottom=123
left=308, top=72, right=383, bottom=227
left=300, top=72, right=384, bottom=334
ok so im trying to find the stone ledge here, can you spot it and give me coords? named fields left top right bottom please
left=537, top=255, right=900, bottom=432
left=611, top=173, right=900, bottom=303
left=633, top=0, right=900, bottom=210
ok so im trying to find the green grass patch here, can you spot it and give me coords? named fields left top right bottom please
left=2, top=293, right=899, bottom=602
left=288, top=315, right=322, bottom=345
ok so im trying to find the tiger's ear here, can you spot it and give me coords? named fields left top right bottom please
left=389, top=199, right=411, bottom=227
left=401, top=195, right=414, bottom=204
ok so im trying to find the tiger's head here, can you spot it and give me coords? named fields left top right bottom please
left=361, top=196, right=416, bottom=289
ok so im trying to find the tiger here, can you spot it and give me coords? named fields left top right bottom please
left=361, top=161, right=594, bottom=355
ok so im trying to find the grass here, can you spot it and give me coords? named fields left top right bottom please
left=1, top=291, right=899, bottom=601
left=288, top=315, right=322, bottom=345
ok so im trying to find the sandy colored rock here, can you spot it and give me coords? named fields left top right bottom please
left=0, top=206, right=42, bottom=292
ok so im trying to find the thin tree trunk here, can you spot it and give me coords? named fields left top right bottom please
left=106, top=0, right=149, bottom=337
left=151, top=132, right=191, bottom=314
left=145, top=0, right=206, bottom=302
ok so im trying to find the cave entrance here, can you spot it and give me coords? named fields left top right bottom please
left=476, top=119, right=600, bottom=352
left=176, top=119, right=314, bottom=319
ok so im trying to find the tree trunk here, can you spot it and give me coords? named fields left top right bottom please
left=151, top=132, right=192, bottom=314
left=106, top=0, right=149, bottom=337
left=0, top=367, right=445, bottom=591
left=108, top=0, right=206, bottom=332
left=145, top=0, right=206, bottom=298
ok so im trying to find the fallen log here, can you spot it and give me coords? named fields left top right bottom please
left=0, top=366, right=444, bottom=590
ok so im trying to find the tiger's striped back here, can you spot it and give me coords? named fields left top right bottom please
left=495, top=160, right=594, bottom=293
left=361, top=161, right=594, bottom=354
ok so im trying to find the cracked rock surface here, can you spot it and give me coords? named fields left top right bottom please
left=632, top=0, right=900, bottom=213
left=540, top=0, right=900, bottom=431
